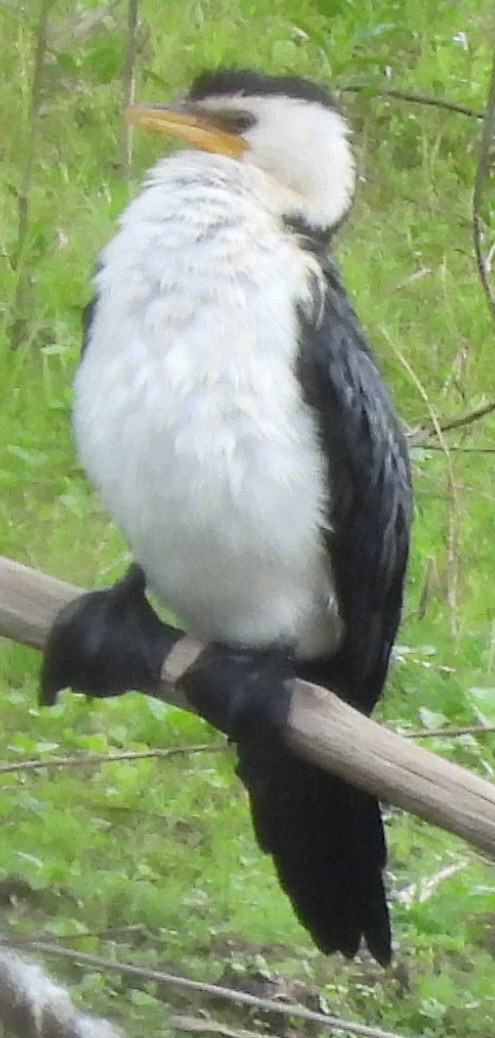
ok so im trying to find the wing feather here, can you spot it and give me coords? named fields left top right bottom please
left=296, top=256, right=412, bottom=710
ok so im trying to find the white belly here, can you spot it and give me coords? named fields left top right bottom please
left=73, top=153, right=342, bottom=658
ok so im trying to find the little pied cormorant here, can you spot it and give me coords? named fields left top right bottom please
left=41, top=68, right=412, bottom=965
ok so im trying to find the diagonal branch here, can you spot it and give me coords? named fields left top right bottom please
left=1, top=555, right=495, bottom=859
left=407, top=723, right=495, bottom=739
left=409, top=399, right=495, bottom=446
left=340, top=84, right=484, bottom=119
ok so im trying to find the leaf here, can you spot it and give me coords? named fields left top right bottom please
left=418, top=707, right=449, bottom=729
left=84, top=40, right=121, bottom=84
left=466, top=687, right=495, bottom=725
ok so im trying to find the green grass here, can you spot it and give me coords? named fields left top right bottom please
left=1, top=1, right=495, bottom=1035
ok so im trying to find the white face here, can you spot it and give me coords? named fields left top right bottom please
left=198, top=93, right=356, bottom=232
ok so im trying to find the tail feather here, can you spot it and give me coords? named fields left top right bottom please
left=236, top=738, right=391, bottom=964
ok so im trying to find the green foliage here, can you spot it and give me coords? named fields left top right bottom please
left=0, top=0, right=494, bottom=1035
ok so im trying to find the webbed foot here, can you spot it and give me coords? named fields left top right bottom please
left=40, top=564, right=178, bottom=705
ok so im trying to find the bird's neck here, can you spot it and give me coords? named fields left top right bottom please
left=143, top=150, right=336, bottom=242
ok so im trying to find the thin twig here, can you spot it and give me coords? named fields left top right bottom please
left=340, top=83, right=484, bottom=119
left=411, top=444, right=495, bottom=454
left=42, top=925, right=147, bottom=942
left=414, top=555, right=437, bottom=620
left=0, top=743, right=226, bottom=776
left=121, top=0, right=140, bottom=178
left=1, top=939, right=415, bottom=1038
left=472, top=44, right=495, bottom=323
left=396, top=860, right=468, bottom=907
left=381, top=329, right=460, bottom=640
left=409, top=400, right=495, bottom=446
left=406, top=724, right=495, bottom=740
left=342, top=82, right=479, bottom=118
left=438, top=400, right=495, bottom=434
left=394, top=267, right=433, bottom=291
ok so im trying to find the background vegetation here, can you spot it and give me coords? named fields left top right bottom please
left=0, top=0, right=494, bottom=1035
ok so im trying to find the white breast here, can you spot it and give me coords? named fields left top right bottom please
left=74, top=152, right=342, bottom=658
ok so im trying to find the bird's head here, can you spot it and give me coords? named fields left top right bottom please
left=126, top=68, right=356, bottom=236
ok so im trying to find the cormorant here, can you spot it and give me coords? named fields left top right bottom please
left=41, top=69, right=412, bottom=965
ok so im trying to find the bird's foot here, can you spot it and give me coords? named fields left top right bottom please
left=40, top=564, right=179, bottom=705
left=182, top=644, right=296, bottom=742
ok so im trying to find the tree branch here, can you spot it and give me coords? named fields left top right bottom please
left=0, top=743, right=225, bottom=776
left=1, top=555, right=495, bottom=858
left=406, top=723, right=495, bottom=739
left=408, top=400, right=495, bottom=446
left=340, top=84, right=484, bottom=119
left=409, top=444, right=495, bottom=454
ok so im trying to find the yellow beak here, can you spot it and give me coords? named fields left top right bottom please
left=125, top=105, right=247, bottom=159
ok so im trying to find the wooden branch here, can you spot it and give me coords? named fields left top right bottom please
left=1, top=556, right=495, bottom=858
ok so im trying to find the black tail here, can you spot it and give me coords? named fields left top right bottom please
left=181, top=644, right=390, bottom=963
left=236, top=738, right=391, bottom=965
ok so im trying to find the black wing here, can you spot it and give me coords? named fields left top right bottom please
left=296, top=256, right=412, bottom=711
left=234, top=256, right=412, bottom=964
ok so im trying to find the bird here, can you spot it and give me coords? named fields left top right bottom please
left=41, top=68, right=412, bottom=965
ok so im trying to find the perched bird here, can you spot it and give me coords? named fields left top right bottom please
left=42, top=69, right=412, bottom=964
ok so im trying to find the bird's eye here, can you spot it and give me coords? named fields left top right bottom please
left=216, top=110, right=256, bottom=134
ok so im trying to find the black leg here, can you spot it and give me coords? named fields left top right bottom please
left=181, top=644, right=295, bottom=740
